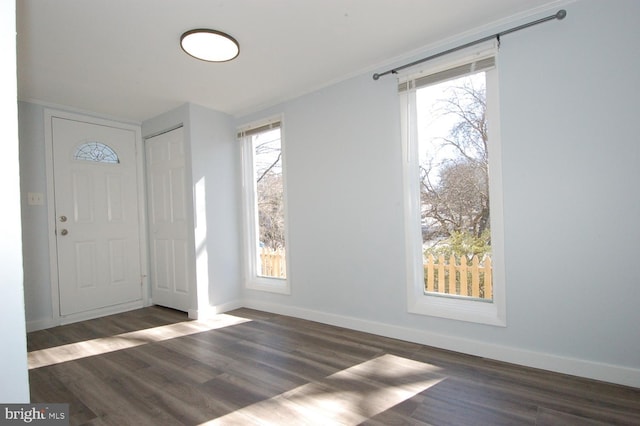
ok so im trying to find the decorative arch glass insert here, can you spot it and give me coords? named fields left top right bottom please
left=74, top=141, right=120, bottom=164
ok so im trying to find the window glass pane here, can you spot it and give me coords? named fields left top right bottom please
left=74, top=141, right=119, bottom=164
left=416, top=71, right=492, bottom=300
left=252, top=128, right=286, bottom=278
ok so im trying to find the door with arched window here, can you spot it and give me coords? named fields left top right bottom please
left=50, top=114, right=143, bottom=316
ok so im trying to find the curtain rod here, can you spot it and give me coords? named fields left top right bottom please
left=372, top=9, right=567, bottom=81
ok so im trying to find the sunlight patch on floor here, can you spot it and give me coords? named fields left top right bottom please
left=28, top=314, right=251, bottom=369
left=199, top=354, right=445, bottom=425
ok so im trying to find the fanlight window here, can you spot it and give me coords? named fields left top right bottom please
left=74, top=141, right=120, bottom=164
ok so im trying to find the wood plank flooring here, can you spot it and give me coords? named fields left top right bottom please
left=28, top=306, right=640, bottom=425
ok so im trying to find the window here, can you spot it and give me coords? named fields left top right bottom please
left=239, top=118, right=289, bottom=294
left=74, top=141, right=119, bottom=163
left=400, top=43, right=505, bottom=325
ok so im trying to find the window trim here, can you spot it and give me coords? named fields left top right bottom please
left=239, top=115, right=290, bottom=294
left=400, top=44, right=506, bottom=326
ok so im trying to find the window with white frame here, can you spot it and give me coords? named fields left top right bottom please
left=239, top=118, right=289, bottom=294
left=400, top=42, right=506, bottom=325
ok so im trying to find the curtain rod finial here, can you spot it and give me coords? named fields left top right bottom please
left=556, top=9, right=567, bottom=20
left=372, top=73, right=380, bottom=80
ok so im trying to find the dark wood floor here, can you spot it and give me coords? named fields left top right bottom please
left=28, top=306, right=640, bottom=425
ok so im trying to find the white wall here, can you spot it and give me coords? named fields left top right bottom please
left=142, top=103, right=242, bottom=317
left=497, top=0, right=640, bottom=374
left=187, top=104, right=243, bottom=312
left=239, top=0, right=640, bottom=387
left=18, top=102, right=53, bottom=327
left=1, top=0, right=30, bottom=402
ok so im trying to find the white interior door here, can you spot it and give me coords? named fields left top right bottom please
left=52, top=117, right=143, bottom=316
left=145, top=127, right=191, bottom=312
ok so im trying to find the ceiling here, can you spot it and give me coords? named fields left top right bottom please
left=17, top=0, right=562, bottom=122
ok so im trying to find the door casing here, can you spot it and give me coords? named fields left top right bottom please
left=44, top=109, right=150, bottom=325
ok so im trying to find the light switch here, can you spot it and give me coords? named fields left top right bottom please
left=27, top=192, right=44, bottom=205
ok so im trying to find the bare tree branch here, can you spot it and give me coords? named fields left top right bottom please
left=419, top=76, right=491, bottom=242
left=256, top=152, right=281, bottom=183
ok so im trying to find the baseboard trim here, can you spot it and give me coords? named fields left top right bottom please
left=26, top=318, right=58, bottom=332
left=26, top=300, right=146, bottom=332
left=242, top=299, right=640, bottom=389
left=27, top=298, right=639, bottom=388
left=188, top=300, right=244, bottom=320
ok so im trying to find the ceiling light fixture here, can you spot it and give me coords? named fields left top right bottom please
left=180, top=29, right=240, bottom=62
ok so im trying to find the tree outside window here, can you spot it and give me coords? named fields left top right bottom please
left=417, top=72, right=492, bottom=300
left=250, top=127, right=286, bottom=279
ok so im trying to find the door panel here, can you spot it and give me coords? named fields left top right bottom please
left=72, top=171, right=94, bottom=222
left=52, top=117, right=143, bottom=316
left=146, top=127, right=191, bottom=311
left=173, top=239, right=189, bottom=294
left=106, top=174, right=125, bottom=221
left=75, top=242, right=96, bottom=288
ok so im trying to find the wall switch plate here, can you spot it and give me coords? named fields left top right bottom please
left=27, top=192, right=44, bottom=205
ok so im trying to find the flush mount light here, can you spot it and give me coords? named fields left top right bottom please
left=180, top=29, right=240, bottom=62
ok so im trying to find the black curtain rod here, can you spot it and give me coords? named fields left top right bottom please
left=372, top=9, right=567, bottom=81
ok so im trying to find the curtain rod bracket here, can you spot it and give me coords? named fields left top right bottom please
left=373, top=9, right=567, bottom=81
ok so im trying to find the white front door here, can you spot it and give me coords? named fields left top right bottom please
left=51, top=116, right=143, bottom=316
left=145, top=127, right=191, bottom=311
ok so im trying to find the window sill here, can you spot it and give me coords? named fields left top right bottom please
left=408, top=293, right=506, bottom=326
left=246, top=277, right=290, bottom=295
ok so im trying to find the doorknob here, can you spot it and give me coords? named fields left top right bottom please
left=60, top=229, right=69, bottom=236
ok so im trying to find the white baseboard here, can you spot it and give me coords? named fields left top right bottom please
left=243, top=299, right=640, bottom=389
left=188, top=299, right=244, bottom=320
left=27, top=297, right=640, bottom=388
left=26, top=300, right=146, bottom=332
left=26, top=318, right=58, bottom=332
